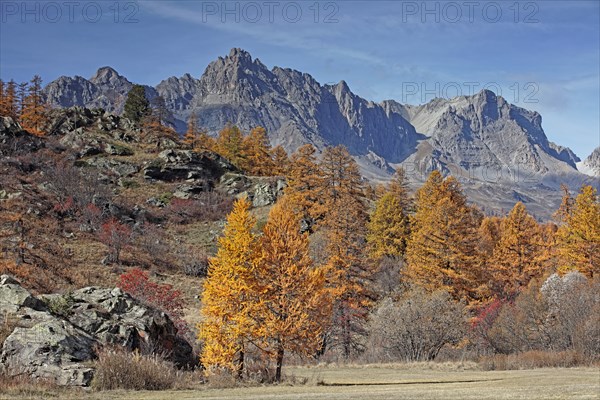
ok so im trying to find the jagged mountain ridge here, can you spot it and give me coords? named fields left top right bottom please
left=577, top=147, right=600, bottom=177
left=44, top=49, right=422, bottom=166
left=45, top=66, right=160, bottom=115
left=42, top=48, right=597, bottom=217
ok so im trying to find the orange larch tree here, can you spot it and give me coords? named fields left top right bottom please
left=405, top=171, right=484, bottom=304
left=252, top=196, right=331, bottom=382
left=271, top=145, right=290, bottom=176
left=20, top=75, right=49, bottom=135
left=488, top=202, right=546, bottom=300
left=183, top=112, right=215, bottom=151
left=285, top=143, right=325, bottom=229
left=216, top=123, right=245, bottom=168
left=319, top=145, right=372, bottom=358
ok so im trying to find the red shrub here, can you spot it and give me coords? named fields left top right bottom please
left=52, top=196, right=75, bottom=218
left=117, top=268, right=188, bottom=336
left=98, top=218, right=132, bottom=264
left=470, top=298, right=506, bottom=349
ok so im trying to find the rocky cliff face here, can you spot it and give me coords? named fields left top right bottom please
left=398, top=90, right=582, bottom=181
left=577, top=147, right=600, bottom=177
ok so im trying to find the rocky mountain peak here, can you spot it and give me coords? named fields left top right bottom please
left=474, top=88, right=497, bottom=103
left=577, top=146, right=600, bottom=177
left=219, top=48, right=268, bottom=72
left=90, top=66, right=128, bottom=87
left=199, top=48, right=274, bottom=100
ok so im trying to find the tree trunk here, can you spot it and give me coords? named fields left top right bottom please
left=275, top=346, right=285, bottom=383
left=236, top=349, right=244, bottom=380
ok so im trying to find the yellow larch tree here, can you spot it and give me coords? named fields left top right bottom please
left=367, top=168, right=412, bottom=261
left=241, top=126, right=274, bottom=175
left=198, top=197, right=259, bottom=377
left=555, top=185, right=600, bottom=278
left=252, top=196, right=332, bottom=382
left=388, top=167, right=413, bottom=213
left=216, top=123, right=245, bottom=168
left=405, top=171, right=484, bottom=304
left=488, top=202, right=546, bottom=299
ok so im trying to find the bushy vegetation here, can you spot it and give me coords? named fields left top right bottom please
left=91, top=348, right=178, bottom=391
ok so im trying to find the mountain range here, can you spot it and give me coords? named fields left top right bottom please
left=42, top=48, right=599, bottom=218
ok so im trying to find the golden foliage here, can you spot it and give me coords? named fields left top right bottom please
left=270, top=145, right=290, bottom=176
left=555, top=185, right=600, bottom=278
left=19, top=75, right=48, bottom=136
left=319, top=145, right=371, bottom=358
left=367, top=168, right=412, bottom=261
left=252, top=196, right=331, bottom=381
left=0, top=80, right=18, bottom=120
left=199, top=197, right=259, bottom=374
left=488, top=202, right=547, bottom=299
left=241, top=126, right=274, bottom=175
left=285, top=144, right=325, bottom=225
left=183, top=112, right=215, bottom=152
left=405, top=171, right=484, bottom=303
left=215, top=124, right=245, bottom=168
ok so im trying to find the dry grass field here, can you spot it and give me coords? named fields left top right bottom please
left=1, top=364, right=598, bottom=400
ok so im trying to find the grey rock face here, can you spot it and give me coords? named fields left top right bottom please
left=218, top=173, right=285, bottom=207
left=0, top=275, right=194, bottom=387
left=0, top=116, right=44, bottom=155
left=143, top=149, right=236, bottom=183
left=578, top=147, right=600, bottom=177
left=400, top=90, right=580, bottom=179
left=44, top=67, right=160, bottom=116
left=0, top=116, right=26, bottom=137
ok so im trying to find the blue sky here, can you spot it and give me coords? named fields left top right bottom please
left=1, top=0, right=599, bottom=158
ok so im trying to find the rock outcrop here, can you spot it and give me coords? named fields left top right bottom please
left=218, top=173, right=286, bottom=207
left=143, top=149, right=237, bottom=184
left=0, top=275, right=194, bottom=387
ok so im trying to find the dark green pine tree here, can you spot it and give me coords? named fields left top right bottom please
left=123, top=84, right=150, bottom=123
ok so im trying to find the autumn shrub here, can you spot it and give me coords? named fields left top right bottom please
left=46, top=161, right=112, bottom=216
left=91, top=348, right=177, bottom=391
left=470, top=298, right=506, bottom=353
left=98, top=218, right=132, bottom=264
left=0, top=368, right=62, bottom=397
left=366, top=289, right=467, bottom=362
left=135, top=222, right=170, bottom=265
left=486, top=273, right=599, bottom=360
left=117, top=268, right=188, bottom=336
left=179, top=246, right=209, bottom=277
left=44, top=293, right=75, bottom=317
